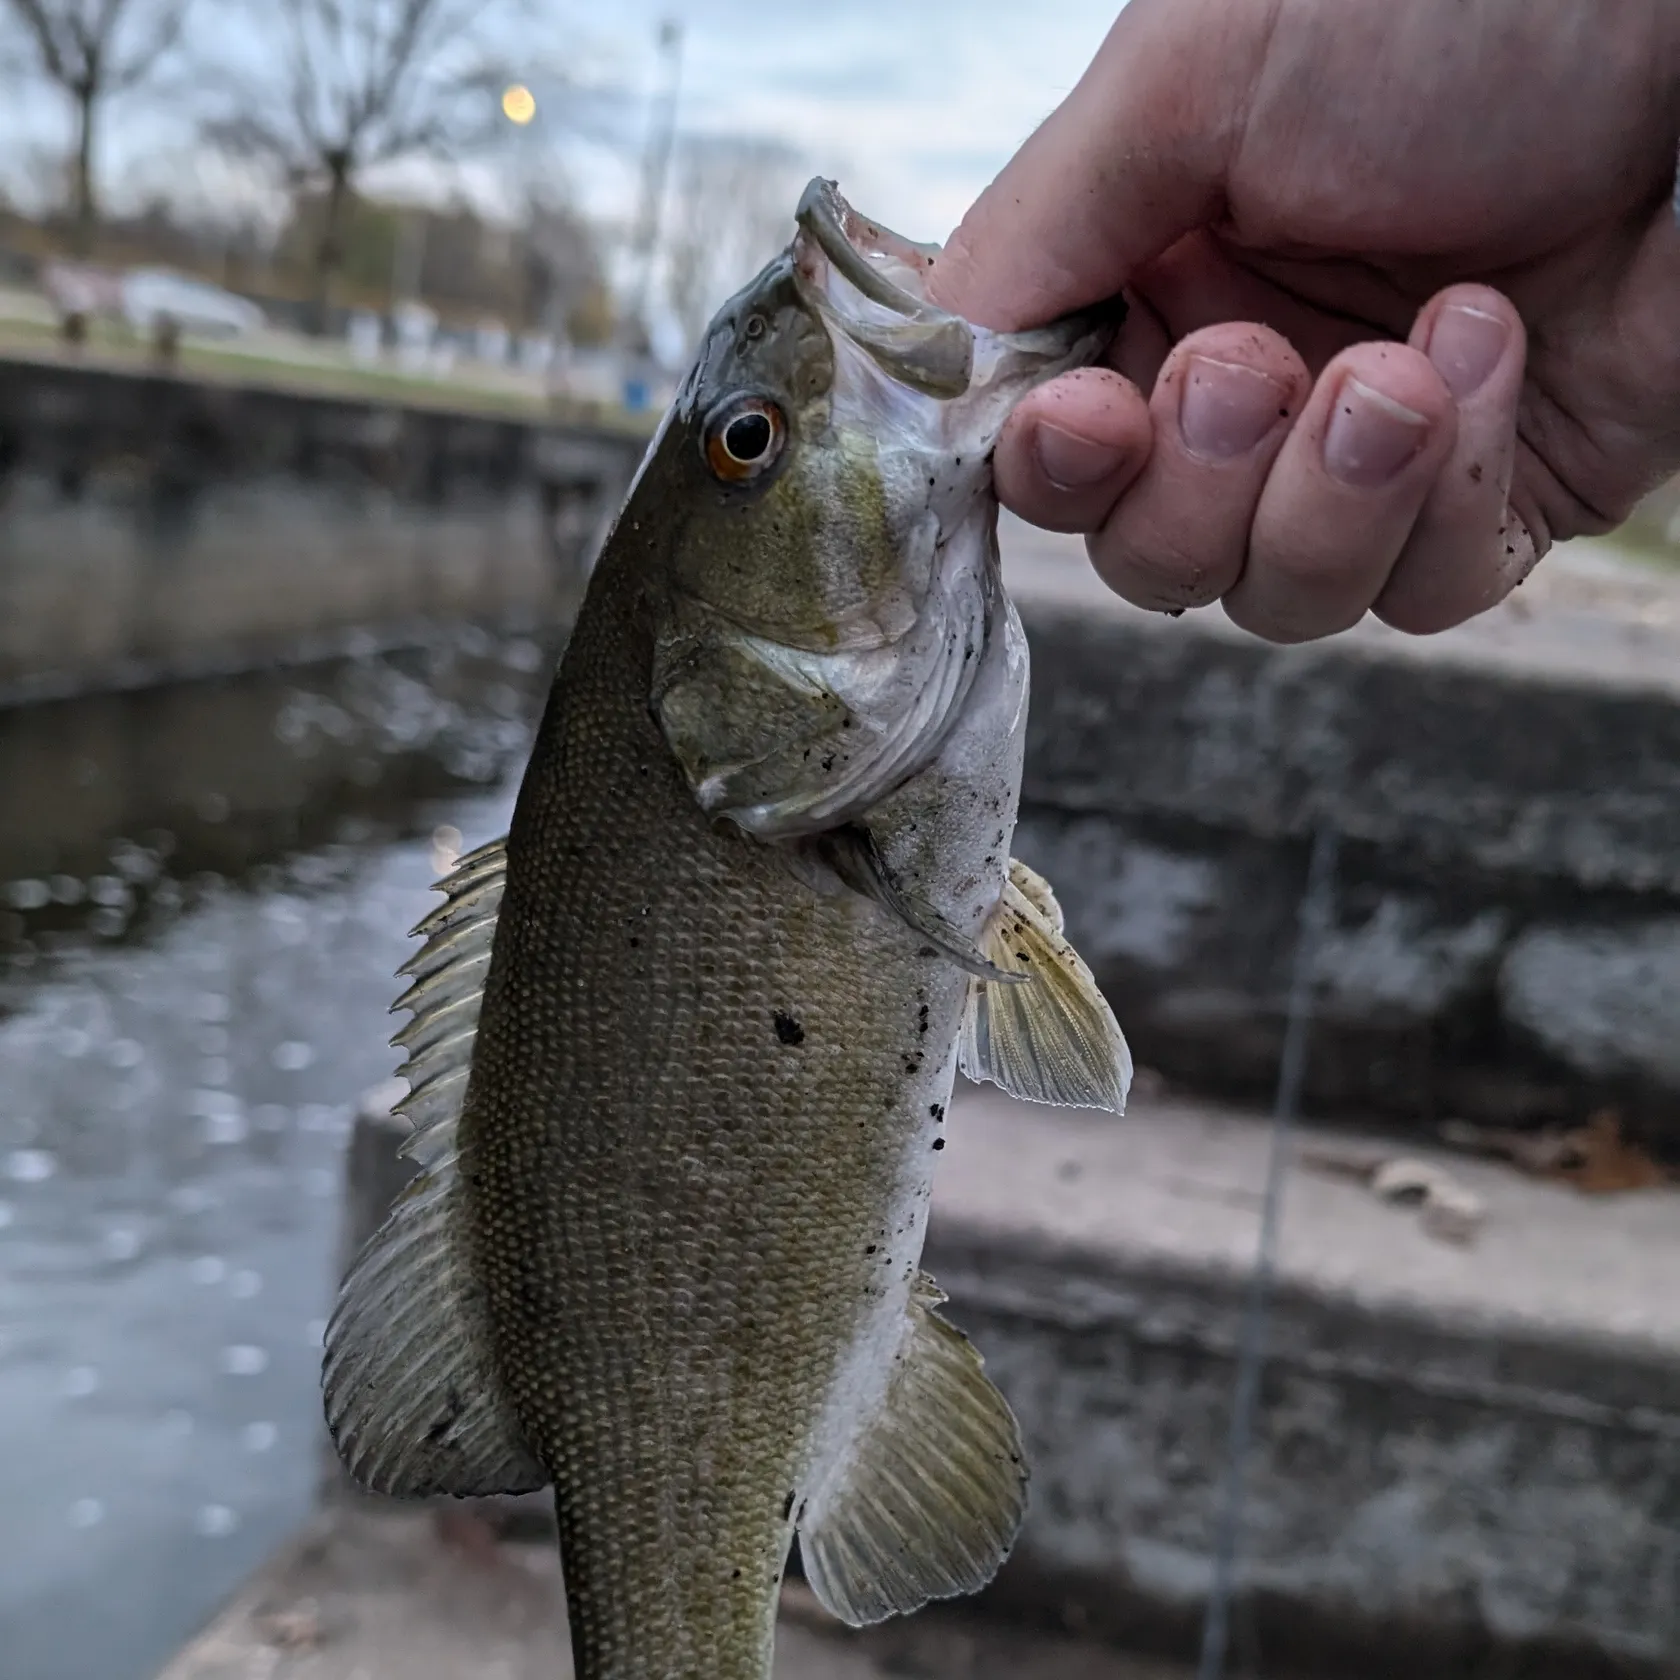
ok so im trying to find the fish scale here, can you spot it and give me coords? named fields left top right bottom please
left=465, top=556, right=949, bottom=1673
left=322, top=179, right=1131, bottom=1680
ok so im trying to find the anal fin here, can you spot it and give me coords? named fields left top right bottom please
left=799, top=1273, right=1026, bottom=1626
left=959, top=857, right=1131, bottom=1114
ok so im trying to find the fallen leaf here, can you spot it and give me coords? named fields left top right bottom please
left=1440, top=1110, right=1670, bottom=1194
left=1556, top=1109, right=1668, bottom=1194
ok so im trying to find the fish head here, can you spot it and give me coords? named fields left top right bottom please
left=639, top=177, right=1118, bottom=837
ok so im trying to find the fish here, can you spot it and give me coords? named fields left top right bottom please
left=322, top=178, right=1132, bottom=1679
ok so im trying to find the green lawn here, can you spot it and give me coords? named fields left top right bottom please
left=0, top=316, right=660, bottom=436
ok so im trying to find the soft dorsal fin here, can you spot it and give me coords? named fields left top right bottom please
left=798, top=1273, right=1027, bottom=1627
left=322, top=836, right=545, bottom=1499
left=958, top=857, right=1131, bottom=1114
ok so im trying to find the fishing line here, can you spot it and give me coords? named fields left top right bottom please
left=1195, top=818, right=1341, bottom=1680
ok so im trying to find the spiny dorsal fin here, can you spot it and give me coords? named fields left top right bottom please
left=390, top=838, right=507, bottom=1167
left=322, top=835, right=544, bottom=1499
left=958, top=858, right=1131, bottom=1114
left=798, top=1272, right=1027, bottom=1627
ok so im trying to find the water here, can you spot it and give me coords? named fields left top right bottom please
left=0, top=629, right=559, bottom=1680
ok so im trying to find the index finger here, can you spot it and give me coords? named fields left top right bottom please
left=927, top=0, right=1267, bottom=331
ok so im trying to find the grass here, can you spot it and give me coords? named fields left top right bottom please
left=0, top=314, right=661, bottom=437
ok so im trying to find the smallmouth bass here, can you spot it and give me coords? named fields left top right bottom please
left=324, top=179, right=1131, bottom=1679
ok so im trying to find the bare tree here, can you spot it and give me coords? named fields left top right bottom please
left=0, top=0, right=191, bottom=252
left=201, top=0, right=519, bottom=331
left=662, top=135, right=806, bottom=355
left=520, top=185, right=607, bottom=340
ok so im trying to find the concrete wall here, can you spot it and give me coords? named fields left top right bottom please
left=0, top=358, right=644, bottom=702
left=8, top=355, right=1680, bottom=1142
left=1007, top=541, right=1680, bottom=1145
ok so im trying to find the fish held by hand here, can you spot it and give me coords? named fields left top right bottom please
left=323, top=177, right=1131, bottom=1680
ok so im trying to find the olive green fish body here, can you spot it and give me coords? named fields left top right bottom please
left=323, top=180, right=1132, bottom=1680
left=466, top=539, right=972, bottom=1675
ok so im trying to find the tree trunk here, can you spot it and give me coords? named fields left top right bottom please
left=311, top=160, right=352, bottom=337
left=71, top=84, right=98, bottom=257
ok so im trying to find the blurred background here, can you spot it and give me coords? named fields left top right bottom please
left=0, top=0, right=1120, bottom=406
left=0, top=5, right=1677, bottom=1680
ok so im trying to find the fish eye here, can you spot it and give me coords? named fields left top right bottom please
left=742, top=313, right=767, bottom=342
left=702, top=396, right=787, bottom=484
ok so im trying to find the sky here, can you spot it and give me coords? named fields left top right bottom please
left=1, top=0, right=1122, bottom=252
left=580, top=0, right=1121, bottom=243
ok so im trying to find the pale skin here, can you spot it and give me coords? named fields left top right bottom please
left=928, top=0, right=1680, bottom=642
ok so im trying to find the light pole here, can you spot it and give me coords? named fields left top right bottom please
left=624, top=18, right=684, bottom=353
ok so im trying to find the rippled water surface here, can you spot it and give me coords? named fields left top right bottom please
left=0, top=629, right=558, bottom=1680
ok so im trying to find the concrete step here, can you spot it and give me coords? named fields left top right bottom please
left=931, top=1081, right=1680, bottom=1677
left=154, top=1504, right=1183, bottom=1680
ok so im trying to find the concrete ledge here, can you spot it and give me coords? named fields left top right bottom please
left=1004, top=522, right=1680, bottom=1136
left=933, top=1083, right=1680, bottom=1677
left=154, top=1505, right=1181, bottom=1679
left=0, top=357, right=642, bottom=697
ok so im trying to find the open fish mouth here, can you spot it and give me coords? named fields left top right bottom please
left=792, top=177, right=976, bottom=401
left=791, top=177, right=1120, bottom=409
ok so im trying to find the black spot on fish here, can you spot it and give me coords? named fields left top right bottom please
left=732, top=1568, right=742, bottom=1579
left=918, top=945, right=937, bottom=959
left=917, top=1003, right=929, bottom=1035
left=932, top=1137, right=945, bottom=1150
left=781, top=1491, right=796, bottom=1520
left=773, top=1011, right=805, bottom=1046
left=929, top=1103, right=945, bottom=1121
left=628, top=936, right=639, bottom=948
left=865, top=1244, right=877, bottom=1254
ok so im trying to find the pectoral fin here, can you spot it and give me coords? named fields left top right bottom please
left=798, top=1274, right=1026, bottom=1626
left=958, top=859, right=1131, bottom=1114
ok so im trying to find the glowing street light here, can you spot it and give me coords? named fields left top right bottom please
left=501, top=83, right=536, bottom=125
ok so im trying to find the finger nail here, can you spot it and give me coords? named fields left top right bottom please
left=1323, top=377, right=1431, bottom=488
left=1034, top=422, right=1126, bottom=489
left=1178, top=356, right=1289, bottom=461
left=1427, top=304, right=1508, bottom=400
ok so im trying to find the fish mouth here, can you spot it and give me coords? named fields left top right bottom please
left=791, top=177, right=1119, bottom=406
left=793, top=178, right=974, bottom=400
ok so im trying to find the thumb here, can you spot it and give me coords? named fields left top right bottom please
left=928, top=0, right=1267, bottom=331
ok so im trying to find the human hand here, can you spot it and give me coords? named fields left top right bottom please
left=931, top=0, right=1680, bottom=640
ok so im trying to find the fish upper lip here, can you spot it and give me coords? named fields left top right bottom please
left=792, top=178, right=977, bottom=400
left=792, top=178, right=950, bottom=327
